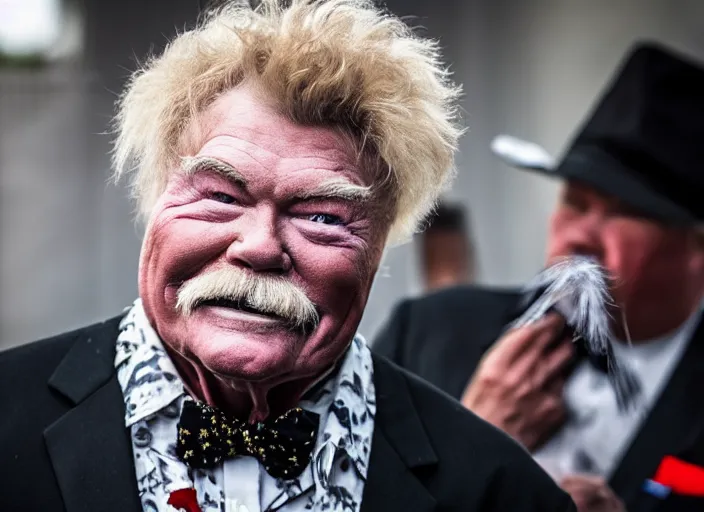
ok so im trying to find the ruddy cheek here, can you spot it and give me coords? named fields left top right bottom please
left=139, top=212, right=168, bottom=287
left=138, top=234, right=172, bottom=329
left=600, top=240, right=632, bottom=295
left=299, top=250, right=360, bottom=297
left=157, top=221, right=231, bottom=279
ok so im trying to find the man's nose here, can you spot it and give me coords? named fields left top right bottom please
left=557, top=212, right=604, bottom=260
left=225, top=209, right=291, bottom=273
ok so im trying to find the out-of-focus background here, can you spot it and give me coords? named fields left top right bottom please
left=2, top=0, right=703, bottom=349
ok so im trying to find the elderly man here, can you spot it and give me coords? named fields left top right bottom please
left=375, top=42, right=704, bottom=512
left=0, top=1, right=575, bottom=511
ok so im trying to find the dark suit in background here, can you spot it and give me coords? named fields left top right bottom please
left=374, top=285, right=704, bottom=512
left=373, top=41, right=704, bottom=512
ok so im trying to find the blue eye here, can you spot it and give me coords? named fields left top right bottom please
left=210, top=192, right=236, bottom=204
left=308, top=213, right=344, bottom=225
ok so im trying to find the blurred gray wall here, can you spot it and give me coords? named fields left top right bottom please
left=2, top=0, right=704, bottom=348
left=0, top=0, right=200, bottom=347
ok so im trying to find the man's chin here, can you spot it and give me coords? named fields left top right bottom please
left=185, top=307, right=303, bottom=382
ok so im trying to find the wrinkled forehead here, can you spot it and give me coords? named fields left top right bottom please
left=185, top=85, right=367, bottom=177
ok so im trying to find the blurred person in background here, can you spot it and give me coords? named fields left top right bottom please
left=375, top=42, right=704, bottom=512
left=419, top=202, right=476, bottom=291
left=0, top=1, right=577, bottom=511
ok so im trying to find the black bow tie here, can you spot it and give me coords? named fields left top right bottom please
left=176, top=400, right=320, bottom=480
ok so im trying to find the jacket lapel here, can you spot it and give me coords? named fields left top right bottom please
left=361, top=356, right=437, bottom=512
left=44, top=317, right=141, bottom=512
left=609, top=316, right=704, bottom=511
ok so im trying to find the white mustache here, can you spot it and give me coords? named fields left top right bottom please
left=176, top=268, right=319, bottom=330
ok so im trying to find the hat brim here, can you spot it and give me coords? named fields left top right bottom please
left=512, top=145, right=696, bottom=225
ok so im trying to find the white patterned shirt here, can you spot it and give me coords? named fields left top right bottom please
left=115, top=299, right=376, bottom=512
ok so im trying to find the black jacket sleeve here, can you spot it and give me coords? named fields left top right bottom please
left=370, top=299, right=411, bottom=365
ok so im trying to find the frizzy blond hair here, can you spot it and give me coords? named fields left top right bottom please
left=112, top=0, right=464, bottom=244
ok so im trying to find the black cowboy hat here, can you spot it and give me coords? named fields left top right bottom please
left=492, top=42, right=704, bottom=224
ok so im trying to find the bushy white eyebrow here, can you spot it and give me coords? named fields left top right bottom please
left=181, top=156, right=247, bottom=186
left=294, top=177, right=371, bottom=202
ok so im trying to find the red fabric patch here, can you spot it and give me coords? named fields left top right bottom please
left=653, top=456, right=704, bottom=496
left=167, top=488, right=202, bottom=512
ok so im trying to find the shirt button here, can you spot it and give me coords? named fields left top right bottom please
left=225, top=499, right=249, bottom=512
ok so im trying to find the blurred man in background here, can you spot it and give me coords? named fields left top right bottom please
left=419, top=202, right=475, bottom=291
left=375, top=42, right=704, bottom=512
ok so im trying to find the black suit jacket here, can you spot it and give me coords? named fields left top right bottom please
left=0, top=315, right=575, bottom=511
left=373, top=285, right=704, bottom=512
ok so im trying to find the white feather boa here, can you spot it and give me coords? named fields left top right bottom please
left=512, top=256, right=641, bottom=412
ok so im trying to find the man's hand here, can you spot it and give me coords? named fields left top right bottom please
left=560, top=475, right=625, bottom=512
left=461, top=313, right=574, bottom=450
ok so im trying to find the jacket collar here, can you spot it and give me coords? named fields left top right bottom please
left=45, top=315, right=142, bottom=512
left=361, top=356, right=438, bottom=512
left=609, top=314, right=704, bottom=511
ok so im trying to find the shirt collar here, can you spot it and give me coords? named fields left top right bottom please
left=301, top=334, right=376, bottom=481
left=115, top=299, right=185, bottom=427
